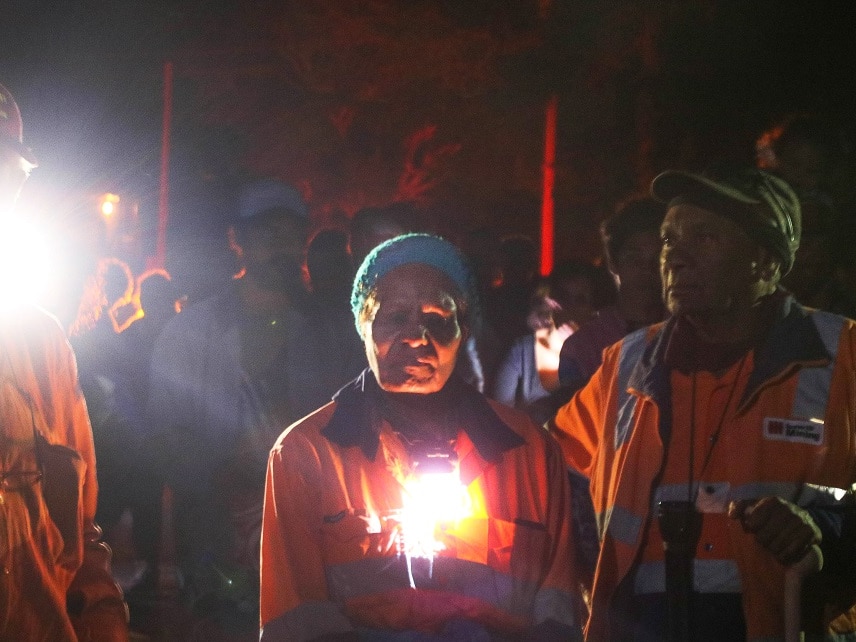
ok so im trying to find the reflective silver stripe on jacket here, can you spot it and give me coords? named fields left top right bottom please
left=327, top=555, right=515, bottom=604
left=325, top=555, right=576, bottom=625
left=614, top=329, right=648, bottom=450
left=598, top=505, right=644, bottom=546
left=792, top=311, right=844, bottom=420
left=602, top=331, right=651, bottom=546
left=655, top=481, right=853, bottom=509
left=633, top=558, right=742, bottom=594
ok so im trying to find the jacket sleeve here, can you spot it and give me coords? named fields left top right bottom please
left=529, top=429, right=584, bottom=640
left=260, top=429, right=354, bottom=641
left=52, top=322, right=129, bottom=641
left=548, top=343, right=616, bottom=478
left=805, top=321, right=856, bottom=587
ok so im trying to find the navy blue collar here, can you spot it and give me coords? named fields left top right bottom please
left=629, top=292, right=832, bottom=444
left=321, top=370, right=525, bottom=462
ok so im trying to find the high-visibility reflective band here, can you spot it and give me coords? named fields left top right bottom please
left=633, top=559, right=742, bottom=594
left=654, top=481, right=853, bottom=509
left=326, top=555, right=572, bottom=620
left=792, top=311, right=843, bottom=421
left=795, top=483, right=856, bottom=506
left=260, top=599, right=354, bottom=641
left=598, top=504, right=644, bottom=546
left=654, top=483, right=697, bottom=504
left=614, top=329, right=648, bottom=450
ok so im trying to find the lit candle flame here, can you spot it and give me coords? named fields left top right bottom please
left=397, top=469, right=471, bottom=587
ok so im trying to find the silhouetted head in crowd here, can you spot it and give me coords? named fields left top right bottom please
left=756, top=114, right=843, bottom=193
left=600, top=196, right=666, bottom=327
left=497, top=234, right=538, bottom=289
left=349, top=204, right=408, bottom=267
left=527, top=260, right=601, bottom=333
left=137, top=269, right=182, bottom=328
left=306, top=228, right=353, bottom=297
left=230, top=178, right=309, bottom=300
left=459, top=226, right=502, bottom=294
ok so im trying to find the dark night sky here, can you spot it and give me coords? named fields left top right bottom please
left=2, top=1, right=856, bottom=298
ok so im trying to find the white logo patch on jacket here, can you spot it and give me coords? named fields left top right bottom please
left=763, top=417, right=825, bottom=445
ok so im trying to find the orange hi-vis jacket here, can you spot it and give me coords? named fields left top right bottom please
left=551, top=296, right=856, bottom=642
left=1, top=305, right=127, bottom=641
left=260, top=373, right=579, bottom=641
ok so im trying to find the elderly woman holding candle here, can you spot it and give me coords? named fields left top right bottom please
left=259, top=233, right=581, bottom=641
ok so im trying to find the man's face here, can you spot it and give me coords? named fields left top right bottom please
left=612, top=230, right=662, bottom=301
left=553, top=275, right=594, bottom=329
left=0, top=144, right=30, bottom=216
left=362, top=264, right=464, bottom=394
left=660, top=203, right=762, bottom=319
left=239, top=209, right=308, bottom=292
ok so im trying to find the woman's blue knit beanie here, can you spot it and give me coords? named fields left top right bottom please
left=351, top=233, right=477, bottom=336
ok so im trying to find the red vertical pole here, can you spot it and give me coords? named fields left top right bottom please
left=155, top=60, right=173, bottom=270
left=540, top=93, right=557, bottom=277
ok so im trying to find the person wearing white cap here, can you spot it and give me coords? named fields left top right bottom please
left=1, top=82, right=129, bottom=640
left=550, top=164, right=856, bottom=641
left=145, top=176, right=334, bottom=635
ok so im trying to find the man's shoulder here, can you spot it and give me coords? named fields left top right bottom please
left=779, top=299, right=856, bottom=349
left=599, top=321, right=663, bottom=358
left=157, top=289, right=237, bottom=338
left=801, top=305, right=856, bottom=329
left=1, top=304, right=69, bottom=350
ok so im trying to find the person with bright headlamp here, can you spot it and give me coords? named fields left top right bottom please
left=260, top=233, right=581, bottom=641
left=1, top=82, right=128, bottom=640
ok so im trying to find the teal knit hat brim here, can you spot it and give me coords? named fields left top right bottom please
left=350, top=233, right=475, bottom=335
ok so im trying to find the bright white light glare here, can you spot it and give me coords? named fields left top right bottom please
left=101, top=201, right=115, bottom=216
left=400, top=471, right=471, bottom=561
left=0, top=215, right=52, bottom=307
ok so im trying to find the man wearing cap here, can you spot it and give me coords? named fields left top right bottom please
left=260, top=233, right=581, bottom=641
left=1, top=83, right=128, bottom=639
left=550, top=164, right=856, bottom=641
left=146, top=177, right=334, bottom=633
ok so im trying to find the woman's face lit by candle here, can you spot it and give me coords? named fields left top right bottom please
left=361, top=263, right=465, bottom=394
